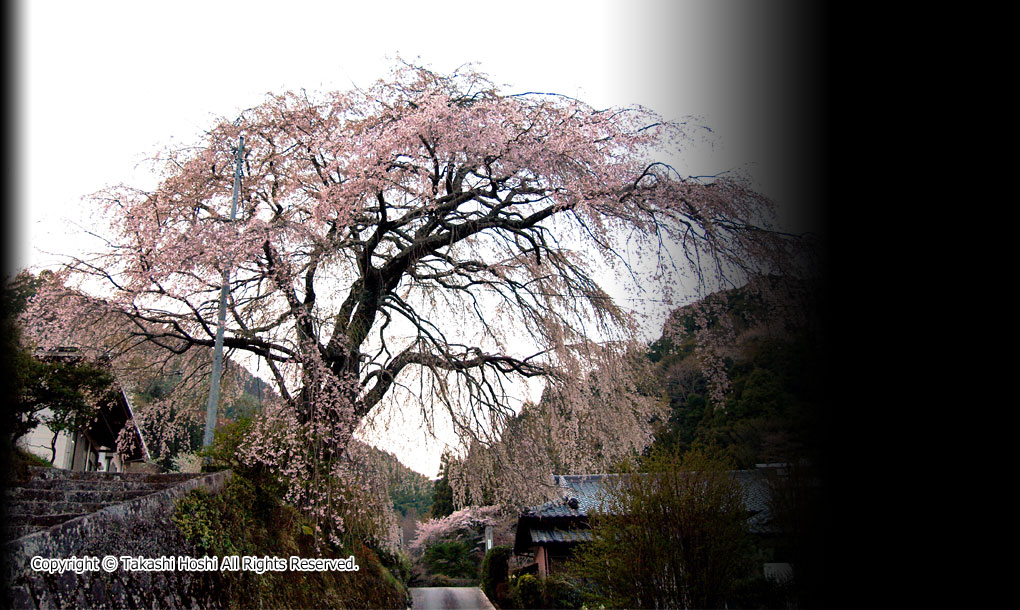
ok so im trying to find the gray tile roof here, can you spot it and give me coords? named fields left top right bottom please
left=522, top=474, right=617, bottom=519
left=529, top=527, right=594, bottom=544
left=733, top=471, right=775, bottom=534
left=521, top=471, right=776, bottom=533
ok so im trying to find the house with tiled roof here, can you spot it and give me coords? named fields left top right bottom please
left=17, top=348, right=152, bottom=473
left=513, top=468, right=787, bottom=580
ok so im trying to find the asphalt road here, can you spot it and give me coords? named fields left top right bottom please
left=410, top=587, right=496, bottom=609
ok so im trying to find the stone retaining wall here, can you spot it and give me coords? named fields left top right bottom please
left=3, top=470, right=233, bottom=609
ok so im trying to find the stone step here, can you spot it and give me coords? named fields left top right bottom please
left=4, top=487, right=158, bottom=504
left=11, top=477, right=176, bottom=492
left=2, top=467, right=206, bottom=544
left=7, top=500, right=113, bottom=517
left=3, top=524, right=44, bottom=539
left=23, top=466, right=200, bottom=484
left=9, top=512, right=90, bottom=528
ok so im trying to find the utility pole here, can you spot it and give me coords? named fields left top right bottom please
left=203, top=134, right=244, bottom=448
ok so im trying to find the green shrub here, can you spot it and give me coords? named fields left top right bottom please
left=172, top=475, right=263, bottom=557
left=544, top=575, right=584, bottom=609
left=422, top=539, right=478, bottom=579
left=16, top=448, right=52, bottom=468
left=481, top=545, right=512, bottom=602
left=566, top=448, right=754, bottom=609
left=514, top=574, right=543, bottom=609
left=199, top=417, right=253, bottom=471
left=495, top=582, right=511, bottom=606
left=375, top=545, right=414, bottom=587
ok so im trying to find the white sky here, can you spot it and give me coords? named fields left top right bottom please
left=13, top=0, right=819, bottom=476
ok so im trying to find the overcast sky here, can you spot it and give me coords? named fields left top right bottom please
left=11, top=0, right=822, bottom=475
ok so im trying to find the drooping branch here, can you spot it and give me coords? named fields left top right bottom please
left=361, top=344, right=551, bottom=417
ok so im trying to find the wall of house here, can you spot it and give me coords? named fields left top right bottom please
left=17, top=411, right=74, bottom=469
left=22, top=427, right=131, bottom=473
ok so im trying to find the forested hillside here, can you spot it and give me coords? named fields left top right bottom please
left=356, top=443, right=434, bottom=548
left=644, top=280, right=827, bottom=468
left=441, top=278, right=827, bottom=509
left=358, top=444, right=433, bottom=517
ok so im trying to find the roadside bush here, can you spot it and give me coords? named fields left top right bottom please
left=172, top=475, right=267, bottom=557
left=513, top=573, right=543, bottom=609
left=494, top=582, right=511, bottom=606
left=481, top=545, right=512, bottom=603
left=375, top=545, right=414, bottom=587
left=543, top=575, right=584, bottom=609
left=409, top=505, right=510, bottom=587
left=566, top=448, right=754, bottom=608
left=428, top=573, right=455, bottom=587
left=504, top=572, right=583, bottom=610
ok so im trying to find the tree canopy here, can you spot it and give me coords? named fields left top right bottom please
left=3, top=272, right=118, bottom=461
left=20, top=63, right=807, bottom=520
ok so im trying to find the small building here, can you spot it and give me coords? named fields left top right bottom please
left=17, top=349, right=151, bottom=473
left=513, top=469, right=785, bottom=580
left=512, top=474, right=604, bottom=579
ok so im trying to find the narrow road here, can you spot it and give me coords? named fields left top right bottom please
left=410, top=587, right=496, bottom=609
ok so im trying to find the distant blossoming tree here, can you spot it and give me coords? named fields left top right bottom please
left=409, top=505, right=501, bottom=554
left=21, top=62, right=805, bottom=527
